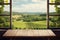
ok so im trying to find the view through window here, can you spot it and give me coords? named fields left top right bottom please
left=12, top=0, right=47, bottom=29
left=0, top=0, right=10, bottom=28
left=0, top=0, right=60, bottom=29
left=49, top=0, right=60, bottom=28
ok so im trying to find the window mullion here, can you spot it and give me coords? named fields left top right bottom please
left=10, top=0, right=12, bottom=29
left=47, top=0, right=49, bottom=29
left=0, top=0, right=11, bottom=29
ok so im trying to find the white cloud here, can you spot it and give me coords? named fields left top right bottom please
left=12, top=0, right=28, bottom=3
left=32, top=0, right=40, bottom=2
left=32, top=0, right=47, bottom=3
left=4, top=0, right=55, bottom=12
left=4, top=5, right=10, bottom=11
left=49, top=5, right=56, bottom=12
left=12, top=0, right=47, bottom=12
left=13, top=0, right=47, bottom=12
left=12, top=3, right=47, bottom=12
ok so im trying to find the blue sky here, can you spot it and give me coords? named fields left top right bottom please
left=4, top=0, right=56, bottom=12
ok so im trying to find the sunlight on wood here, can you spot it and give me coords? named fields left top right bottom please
left=3, top=30, right=56, bottom=37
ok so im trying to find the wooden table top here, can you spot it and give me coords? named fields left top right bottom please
left=3, top=29, right=56, bottom=37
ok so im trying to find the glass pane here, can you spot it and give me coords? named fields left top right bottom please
left=55, top=0, right=60, bottom=3
left=49, top=5, right=60, bottom=15
left=49, top=0, right=55, bottom=3
left=4, top=0, right=10, bottom=3
left=0, top=5, right=10, bottom=15
left=12, top=0, right=47, bottom=29
left=57, top=5, right=60, bottom=8
left=0, top=16, right=10, bottom=28
left=49, top=0, right=60, bottom=3
left=0, top=0, right=10, bottom=3
left=49, top=16, right=60, bottom=28
left=0, top=0, right=4, bottom=3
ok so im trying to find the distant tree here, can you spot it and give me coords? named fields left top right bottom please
left=50, top=0, right=60, bottom=28
left=0, top=0, right=9, bottom=28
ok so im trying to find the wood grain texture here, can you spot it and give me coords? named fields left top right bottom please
left=3, top=29, right=56, bottom=37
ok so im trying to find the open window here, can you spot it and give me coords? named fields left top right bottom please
left=0, top=0, right=12, bottom=29
left=0, top=0, right=60, bottom=30
left=49, top=0, right=60, bottom=29
left=12, top=0, right=47, bottom=29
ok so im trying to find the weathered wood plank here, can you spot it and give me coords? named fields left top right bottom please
left=38, top=30, right=50, bottom=36
left=3, top=30, right=18, bottom=36
left=47, top=30, right=56, bottom=36
left=32, top=30, right=39, bottom=36
left=16, top=30, right=28, bottom=36
left=3, top=29, right=56, bottom=37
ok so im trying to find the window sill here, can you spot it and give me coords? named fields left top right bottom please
left=51, top=29, right=60, bottom=31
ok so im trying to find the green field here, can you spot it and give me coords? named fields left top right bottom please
left=12, top=21, right=47, bottom=29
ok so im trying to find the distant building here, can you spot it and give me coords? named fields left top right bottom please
left=12, top=15, right=22, bottom=19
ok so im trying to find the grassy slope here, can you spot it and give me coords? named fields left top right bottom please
left=12, top=21, right=47, bottom=29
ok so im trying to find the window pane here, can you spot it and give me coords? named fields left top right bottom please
left=12, top=0, right=47, bottom=29
left=0, top=5, right=10, bottom=15
left=49, top=5, right=56, bottom=15
left=0, top=16, right=10, bottom=28
left=49, top=16, right=60, bottom=28
left=57, top=5, right=60, bottom=8
left=49, top=0, right=60, bottom=3
left=49, top=5, right=60, bottom=15
left=0, top=0, right=10, bottom=3
left=4, top=0, right=10, bottom=3
left=0, top=0, right=4, bottom=3
left=49, top=0, right=55, bottom=3
left=55, top=0, right=60, bottom=3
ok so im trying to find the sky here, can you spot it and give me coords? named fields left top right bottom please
left=4, top=0, right=56, bottom=12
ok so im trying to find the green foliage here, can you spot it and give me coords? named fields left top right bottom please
left=50, top=0, right=60, bottom=28
left=0, top=17, right=10, bottom=28
left=0, top=17, right=5, bottom=23
left=50, top=22, right=56, bottom=28
left=12, top=14, right=47, bottom=29
left=50, top=16, right=60, bottom=28
left=13, top=21, right=47, bottom=29
left=21, top=15, right=46, bottom=22
left=0, top=5, right=4, bottom=14
left=0, top=0, right=4, bottom=3
left=0, top=0, right=10, bottom=28
left=51, top=0, right=55, bottom=3
left=55, top=0, right=60, bottom=3
left=0, top=0, right=4, bottom=14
